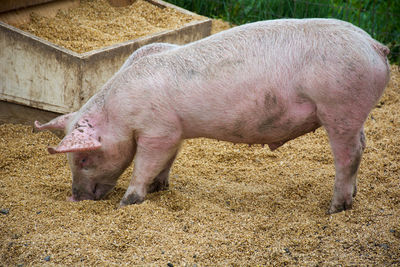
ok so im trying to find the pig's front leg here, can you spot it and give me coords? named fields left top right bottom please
left=120, top=136, right=180, bottom=206
left=147, top=150, right=179, bottom=194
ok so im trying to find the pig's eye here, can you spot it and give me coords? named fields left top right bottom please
left=79, top=158, right=89, bottom=169
left=75, top=155, right=91, bottom=170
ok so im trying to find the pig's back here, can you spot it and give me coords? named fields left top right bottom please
left=128, top=19, right=389, bottom=143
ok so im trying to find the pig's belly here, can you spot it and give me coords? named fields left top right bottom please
left=181, top=100, right=320, bottom=146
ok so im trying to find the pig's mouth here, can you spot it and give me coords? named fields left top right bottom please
left=67, top=183, right=115, bottom=202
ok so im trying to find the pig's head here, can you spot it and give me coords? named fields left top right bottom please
left=35, top=112, right=135, bottom=202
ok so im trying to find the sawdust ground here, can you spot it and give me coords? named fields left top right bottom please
left=1, top=22, right=399, bottom=266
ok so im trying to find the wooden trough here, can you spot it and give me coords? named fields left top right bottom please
left=0, top=0, right=211, bottom=114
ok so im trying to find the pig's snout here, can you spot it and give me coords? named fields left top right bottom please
left=68, top=183, right=114, bottom=202
left=66, top=195, right=79, bottom=202
left=68, top=185, right=96, bottom=202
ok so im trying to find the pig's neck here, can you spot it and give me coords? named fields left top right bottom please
left=88, top=90, right=135, bottom=142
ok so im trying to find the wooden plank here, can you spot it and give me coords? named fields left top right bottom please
left=0, top=0, right=56, bottom=13
left=0, top=0, right=79, bottom=25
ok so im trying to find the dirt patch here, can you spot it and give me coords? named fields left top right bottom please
left=8, top=0, right=202, bottom=53
left=1, top=21, right=399, bottom=265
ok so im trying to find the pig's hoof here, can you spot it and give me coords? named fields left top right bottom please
left=148, top=180, right=169, bottom=193
left=327, top=200, right=353, bottom=214
left=120, top=193, right=144, bottom=207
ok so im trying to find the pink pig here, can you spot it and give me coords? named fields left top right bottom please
left=35, top=19, right=390, bottom=214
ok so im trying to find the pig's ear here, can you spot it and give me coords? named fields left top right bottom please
left=34, top=112, right=77, bottom=131
left=48, top=128, right=101, bottom=154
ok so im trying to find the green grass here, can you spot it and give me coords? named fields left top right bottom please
left=166, top=0, right=399, bottom=64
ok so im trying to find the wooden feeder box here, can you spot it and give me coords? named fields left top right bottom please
left=0, top=0, right=212, bottom=113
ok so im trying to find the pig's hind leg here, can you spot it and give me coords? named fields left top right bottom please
left=318, top=108, right=367, bottom=214
left=120, top=136, right=181, bottom=206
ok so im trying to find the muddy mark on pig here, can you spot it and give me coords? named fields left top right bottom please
left=349, top=149, right=362, bottom=177
left=184, top=69, right=202, bottom=80
left=359, top=130, right=366, bottom=151
left=264, top=92, right=277, bottom=107
left=257, top=92, right=285, bottom=133
left=293, top=88, right=311, bottom=105
left=257, top=117, right=279, bottom=133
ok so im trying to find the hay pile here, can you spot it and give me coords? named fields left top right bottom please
left=1, top=21, right=399, bottom=265
left=9, top=0, right=201, bottom=53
